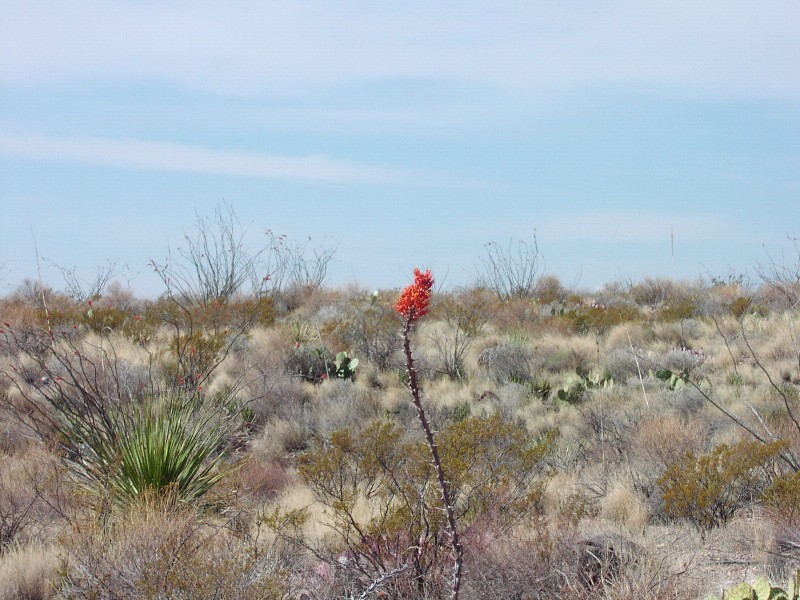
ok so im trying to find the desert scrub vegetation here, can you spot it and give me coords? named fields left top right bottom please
left=2, top=226, right=800, bottom=596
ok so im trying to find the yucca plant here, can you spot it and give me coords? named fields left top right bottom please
left=65, top=395, right=236, bottom=506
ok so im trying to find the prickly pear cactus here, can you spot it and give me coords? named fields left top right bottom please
left=706, top=571, right=800, bottom=600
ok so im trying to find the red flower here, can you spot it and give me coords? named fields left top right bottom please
left=396, top=268, right=434, bottom=321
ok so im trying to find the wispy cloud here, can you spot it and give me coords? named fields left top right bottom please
left=0, top=132, right=405, bottom=183
left=2, top=2, right=799, bottom=100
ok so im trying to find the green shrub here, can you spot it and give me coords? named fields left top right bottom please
left=658, top=440, right=785, bottom=535
left=762, top=470, right=800, bottom=526
left=560, top=303, right=642, bottom=335
left=659, top=299, right=697, bottom=322
left=267, top=414, right=557, bottom=598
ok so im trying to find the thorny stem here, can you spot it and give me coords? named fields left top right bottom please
left=401, top=317, right=463, bottom=600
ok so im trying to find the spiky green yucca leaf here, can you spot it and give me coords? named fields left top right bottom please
left=112, top=399, right=232, bottom=503
left=64, top=396, right=235, bottom=505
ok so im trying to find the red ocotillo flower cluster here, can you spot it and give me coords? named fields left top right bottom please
left=396, top=268, right=434, bottom=321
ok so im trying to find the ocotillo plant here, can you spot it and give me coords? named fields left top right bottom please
left=396, top=268, right=463, bottom=600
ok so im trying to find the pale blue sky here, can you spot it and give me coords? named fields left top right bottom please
left=1, top=2, right=799, bottom=296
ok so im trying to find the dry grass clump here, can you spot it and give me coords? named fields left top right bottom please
left=0, top=445, right=70, bottom=553
left=254, top=417, right=315, bottom=460
left=599, top=475, right=650, bottom=532
left=230, top=456, right=292, bottom=502
left=530, top=334, right=598, bottom=375
left=603, top=346, right=653, bottom=382
left=0, top=542, right=59, bottom=600
left=58, top=498, right=287, bottom=599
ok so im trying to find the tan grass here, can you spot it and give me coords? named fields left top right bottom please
left=599, top=476, right=650, bottom=532
left=0, top=542, right=59, bottom=600
left=253, top=418, right=312, bottom=460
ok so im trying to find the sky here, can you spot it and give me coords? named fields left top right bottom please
left=1, top=2, right=799, bottom=297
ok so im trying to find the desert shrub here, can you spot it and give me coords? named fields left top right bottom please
left=762, top=470, right=800, bottom=527
left=428, top=293, right=488, bottom=381
left=255, top=417, right=314, bottom=460
left=475, top=236, right=541, bottom=300
left=0, top=453, right=40, bottom=552
left=603, top=347, right=654, bottom=382
left=150, top=202, right=271, bottom=307
left=267, top=414, right=556, bottom=598
left=658, top=299, right=697, bottom=322
left=530, top=338, right=595, bottom=375
left=327, top=292, right=401, bottom=370
left=561, top=303, right=642, bottom=335
left=662, top=346, right=705, bottom=373
left=81, top=302, right=131, bottom=334
left=625, top=413, right=713, bottom=516
left=58, top=500, right=287, bottom=599
left=629, top=278, right=691, bottom=307
left=725, top=295, right=765, bottom=320
left=599, top=476, right=650, bottom=531
left=283, top=344, right=334, bottom=383
left=231, top=456, right=291, bottom=502
left=165, top=329, right=228, bottom=391
left=756, top=235, right=800, bottom=310
left=227, top=295, right=275, bottom=328
left=460, top=518, right=582, bottom=599
left=249, top=375, right=312, bottom=426
left=534, top=274, right=568, bottom=304
left=266, top=233, right=336, bottom=306
left=0, top=320, right=240, bottom=507
left=657, top=439, right=785, bottom=535
left=477, top=341, right=533, bottom=384
left=0, top=445, right=73, bottom=554
left=1, top=326, right=164, bottom=451
left=312, top=378, right=381, bottom=437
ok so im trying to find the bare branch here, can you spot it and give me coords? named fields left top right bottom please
left=476, top=234, right=542, bottom=300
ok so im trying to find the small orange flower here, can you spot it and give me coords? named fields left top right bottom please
left=396, top=268, right=434, bottom=321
